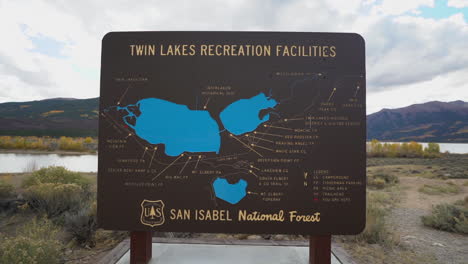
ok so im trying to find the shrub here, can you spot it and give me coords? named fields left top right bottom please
left=354, top=192, right=393, bottom=245
left=64, top=201, right=97, bottom=247
left=0, top=218, right=62, bottom=264
left=376, top=172, right=399, bottom=185
left=0, top=178, right=14, bottom=199
left=368, top=177, right=386, bottom=189
left=367, top=171, right=399, bottom=189
left=422, top=198, right=468, bottom=234
left=22, top=166, right=91, bottom=192
left=355, top=202, right=389, bottom=244
left=24, top=183, right=85, bottom=218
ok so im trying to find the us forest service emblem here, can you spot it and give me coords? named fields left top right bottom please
left=140, top=200, right=165, bottom=227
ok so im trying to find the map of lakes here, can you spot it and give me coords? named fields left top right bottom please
left=212, top=178, right=248, bottom=205
left=118, top=92, right=277, bottom=156
left=118, top=98, right=221, bottom=157
left=220, top=93, right=277, bottom=135
left=117, top=93, right=278, bottom=204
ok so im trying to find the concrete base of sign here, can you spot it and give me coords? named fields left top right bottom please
left=115, top=242, right=341, bottom=264
left=100, top=238, right=352, bottom=264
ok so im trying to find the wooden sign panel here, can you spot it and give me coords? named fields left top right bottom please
left=98, top=32, right=366, bottom=235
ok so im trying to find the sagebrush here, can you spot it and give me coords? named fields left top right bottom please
left=367, top=171, right=399, bottom=189
left=354, top=192, right=395, bottom=245
left=421, top=197, right=468, bottom=234
left=0, top=218, right=63, bottom=264
left=24, top=183, right=86, bottom=218
left=64, top=201, right=97, bottom=247
left=22, top=166, right=91, bottom=191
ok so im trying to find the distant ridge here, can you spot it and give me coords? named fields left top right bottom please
left=367, top=101, right=468, bottom=143
left=40, top=97, right=78, bottom=101
left=1, top=98, right=467, bottom=142
left=0, top=97, right=98, bottom=137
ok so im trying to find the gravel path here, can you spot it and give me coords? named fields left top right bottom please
left=388, top=177, right=468, bottom=264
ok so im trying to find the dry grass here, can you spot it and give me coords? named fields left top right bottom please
left=342, top=242, right=437, bottom=264
left=418, top=182, right=461, bottom=195
left=0, top=178, right=14, bottom=199
left=367, top=165, right=440, bottom=179
left=367, top=155, right=468, bottom=179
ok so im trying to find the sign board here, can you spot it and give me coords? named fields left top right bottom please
left=98, top=32, right=366, bottom=235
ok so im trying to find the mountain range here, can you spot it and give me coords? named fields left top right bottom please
left=0, top=98, right=467, bottom=142
left=367, top=100, right=468, bottom=143
left=0, top=98, right=98, bottom=137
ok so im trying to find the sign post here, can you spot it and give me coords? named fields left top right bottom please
left=98, top=31, right=366, bottom=264
left=309, top=235, right=332, bottom=264
left=130, top=231, right=152, bottom=264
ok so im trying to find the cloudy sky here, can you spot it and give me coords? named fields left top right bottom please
left=0, top=0, right=467, bottom=113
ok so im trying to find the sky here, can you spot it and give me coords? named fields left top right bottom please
left=0, top=0, right=467, bottom=114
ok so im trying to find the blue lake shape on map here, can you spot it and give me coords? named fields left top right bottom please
left=118, top=98, right=221, bottom=157
left=212, top=177, right=248, bottom=204
left=220, top=93, right=278, bottom=135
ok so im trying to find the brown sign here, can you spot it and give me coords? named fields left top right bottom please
left=98, top=32, right=366, bottom=235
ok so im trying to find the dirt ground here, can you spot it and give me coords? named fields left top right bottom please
left=399, top=176, right=467, bottom=210
left=343, top=156, right=468, bottom=264
left=388, top=176, right=468, bottom=264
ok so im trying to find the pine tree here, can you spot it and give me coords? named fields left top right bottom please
left=150, top=206, right=156, bottom=219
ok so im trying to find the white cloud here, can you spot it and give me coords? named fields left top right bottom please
left=367, top=68, right=468, bottom=114
left=0, top=0, right=467, bottom=115
left=365, top=14, right=468, bottom=90
left=448, top=0, right=468, bottom=8
left=370, top=0, right=433, bottom=15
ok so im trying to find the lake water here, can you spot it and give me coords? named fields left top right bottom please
left=119, top=97, right=221, bottom=156
left=0, top=142, right=467, bottom=173
left=0, top=153, right=97, bottom=173
left=212, top=177, right=248, bottom=205
left=220, top=93, right=277, bottom=135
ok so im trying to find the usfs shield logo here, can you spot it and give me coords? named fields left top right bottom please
left=140, top=200, right=165, bottom=227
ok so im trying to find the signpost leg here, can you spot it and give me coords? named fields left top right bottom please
left=309, top=235, right=331, bottom=264
left=130, top=231, right=152, bottom=264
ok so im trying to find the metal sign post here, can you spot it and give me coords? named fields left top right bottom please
left=309, top=235, right=331, bottom=264
left=130, top=231, right=152, bottom=264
